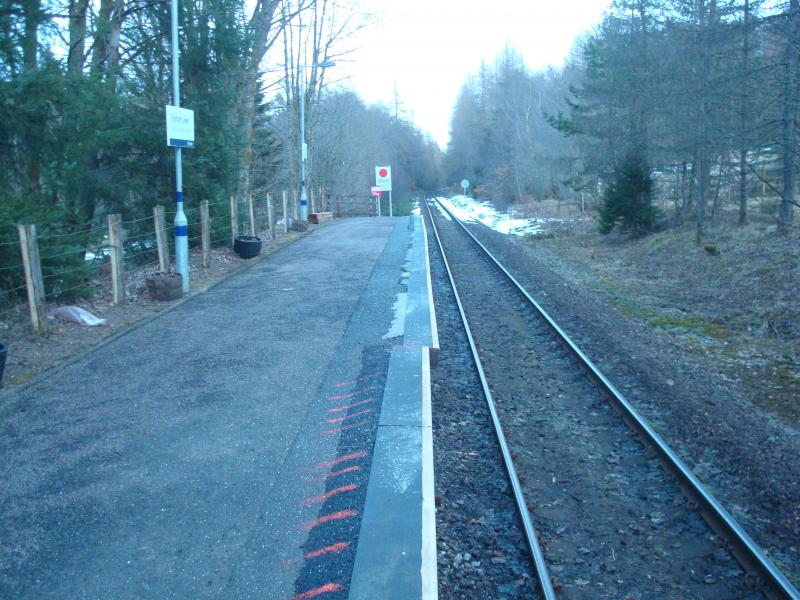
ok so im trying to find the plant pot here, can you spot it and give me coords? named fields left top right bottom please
left=146, top=271, right=183, bottom=301
left=290, top=220, right=309, bottom=232
left=0, top=343, right=6, bottom=389
left=234, top=235, right=262, bottom=259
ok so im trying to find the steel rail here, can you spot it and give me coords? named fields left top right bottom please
left=423, top=199, right=557, bottom=600
left=432, top=197, right=800, bottom=600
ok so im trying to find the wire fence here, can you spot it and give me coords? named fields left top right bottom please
left=1, top=189, right=325, bottom=334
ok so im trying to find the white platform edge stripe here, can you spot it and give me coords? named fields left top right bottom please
left=420, top=212, right=440, bottom=350
left=420, top=346, right=438, bottom=600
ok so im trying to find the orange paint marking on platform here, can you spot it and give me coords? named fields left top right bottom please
left=313, top=465, right=361, bottom=482
left=328, top=398, right=375, bottom=413
left=327, top=391, right=357, bottom=401
left=291, top=582, right=344, bottom=599
left=302, top=483, right=358, bottom=506
left=314, top=450, right=367, bottom=471
left=333, top=381, right=356, bottom=388
left=325, top=409, right=373, bottom=425
left=323, top=420, right=369, bottom=435
left=304, top=542, right=349, bottom=560
left=302, top=509, right=357, bottom=531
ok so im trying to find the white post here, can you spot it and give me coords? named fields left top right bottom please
left=200, top=199, right=210, bottom=268
left=230, top=196, right=239, bottom=246
left=247, top=193, right=256, bottom=236
left=267, top=193, right=275, bottom=239
left=107, top=214, right=125, bottom=304
left=282, top=191, right=289, bottom=233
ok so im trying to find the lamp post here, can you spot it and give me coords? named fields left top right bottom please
left=299, top=59, right=335, bottom=221
left=171, top=0, right=188, bottom=292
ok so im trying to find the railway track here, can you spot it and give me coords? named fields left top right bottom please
left=424, top=197, right=799, bottom=599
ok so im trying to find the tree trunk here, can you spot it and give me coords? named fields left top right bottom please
left=91, top=0, right=124, bottom=83
left=22, top=0, right=41, bottom=194
left=22, top=0, right=39, bottom=72
left=738, top=0, right=750, bottom=226
left=68, top=0, right=88, bottom=73
left=91, top=0, right=113, bottom=72
left=695, top=153, right=708, bottom=243
left=238, top=0, right=281, bottom=199
left=778, top=0, right=799, bottom=233
left=106, top=0, right=125, bottom=88
left=695, top=0, right=712, bottom=244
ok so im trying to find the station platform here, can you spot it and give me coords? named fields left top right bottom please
left=0, top=216, right=439, bottom=599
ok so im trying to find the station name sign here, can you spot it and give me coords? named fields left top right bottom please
left=166, top=105, right=195, bottom=148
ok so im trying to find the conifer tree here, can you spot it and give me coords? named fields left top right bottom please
left=598, top=147, right=659, bottom=236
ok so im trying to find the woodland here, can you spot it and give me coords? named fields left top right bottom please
left=445, top=0, right=800, bottom=239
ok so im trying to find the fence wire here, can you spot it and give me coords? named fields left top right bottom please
left=120, top=215, right=156, bottom=226
left=1, top=193, right=301, bottom=333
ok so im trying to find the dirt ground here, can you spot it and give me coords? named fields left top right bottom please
left=0, top=226, right=310, bottom=390
left=511, top=201, right=800, bottom=428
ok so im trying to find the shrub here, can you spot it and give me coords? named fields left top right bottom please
left=598, top=148, right=659, bottom=236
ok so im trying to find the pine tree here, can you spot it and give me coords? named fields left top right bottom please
left=598, top=148, right=659, bottom=236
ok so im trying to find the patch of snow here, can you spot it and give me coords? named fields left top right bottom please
left=53, top=306, right=107, bottom=326
left=84, top=247, right=110, bottom=262
left=434, top=202, right=452, bottom=221
left=383, top=292, right=407, bottom=339
left=438, top=195, right=561, bottom=237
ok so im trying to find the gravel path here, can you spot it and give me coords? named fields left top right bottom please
left=427, top=202, right=763, bottom=599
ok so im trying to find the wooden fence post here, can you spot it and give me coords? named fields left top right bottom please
left=282, top=191, right=290, bottom=233
left=310, top=188, right=316, bottom=214
left=107, top=213, right=125, bottom=304
left=247, top=193, right=256, bottom=236
left=229, top=195, right=239, bottom=247
left=17, top=224, right=48, bottom=333
left=200, top=199, right=211, bottom=268
left=319, top=187, right=325, bottom=212
left=292, top=189, right=299, bottom=220
left=267, top=193, right=275, bottom=239
left=153, top=205, right=169, bottom=272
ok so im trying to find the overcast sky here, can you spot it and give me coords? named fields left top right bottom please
left=334, top=0, right=611, bottom=148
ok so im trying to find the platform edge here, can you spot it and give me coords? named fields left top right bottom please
left=421, top=345, right=438, bottom=600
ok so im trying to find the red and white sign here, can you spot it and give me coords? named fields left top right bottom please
left=370, top=186, right=382, bottom=197
left=375, top=165, right=392, bottom=191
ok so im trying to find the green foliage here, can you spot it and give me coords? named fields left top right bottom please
left=390, top=196, right=416, bottom=217
left=0, top=197, right=104, bottom=305
left=598, top=148, right=659, bottom=236
left=0, top=0, right=261, bottom=305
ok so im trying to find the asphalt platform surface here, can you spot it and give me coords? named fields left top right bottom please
left=0, top=216, right=421, bottom=599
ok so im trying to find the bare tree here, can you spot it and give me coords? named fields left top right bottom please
left=778, top=0, right=799, bottom=232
